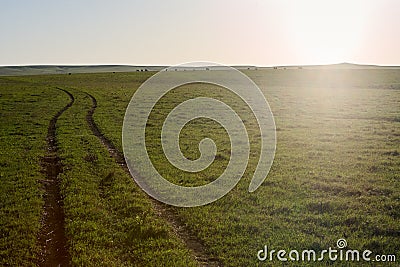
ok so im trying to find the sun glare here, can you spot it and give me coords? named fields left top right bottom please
left=283, top=0, right=372, bottom=64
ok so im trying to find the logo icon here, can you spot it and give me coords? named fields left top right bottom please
left=336, top=238, right=347, bottom=249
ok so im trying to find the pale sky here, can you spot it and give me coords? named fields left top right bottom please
left=1, top=0, right=399, bottom=66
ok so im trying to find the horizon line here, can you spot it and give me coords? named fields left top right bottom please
left=1, top=62, right=400, bottom=68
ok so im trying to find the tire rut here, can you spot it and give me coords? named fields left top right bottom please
left=37, top=87, right=73, bottom=266
left=84, top=92, right=221, bottom=267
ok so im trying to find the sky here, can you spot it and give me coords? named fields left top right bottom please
left=0, top=0, right=399, bottom=66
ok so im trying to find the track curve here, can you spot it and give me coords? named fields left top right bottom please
left=84, top=92, right=221, bottom=266
left=38, top=87, right=73, bottom=266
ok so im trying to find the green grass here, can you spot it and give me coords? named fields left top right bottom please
left=56, top=88, right=195, bottom=266
left=1, top=70, right=399, bottom=266
left=85, top=70, right=400, bottom=266
left=0, top=76, right=196, bottom=266
left=0, top=78, right=68, bottom=266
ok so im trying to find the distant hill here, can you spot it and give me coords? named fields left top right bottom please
left=268, top=62, right=400, bottom=70
left=0, top=63, right=399, bottom=76
left=0, top=65, right=166, bottom=76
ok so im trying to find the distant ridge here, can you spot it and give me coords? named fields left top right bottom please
left=0, top=65, right=167, bottom=76
left=0, top=63, right=399, bottom=76
left=269, top=62, right=400, bottom=70
left=0, top=64, right=259, bottom=76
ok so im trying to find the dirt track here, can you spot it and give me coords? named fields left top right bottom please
left=38, top=87, right=73, bottom=266
left=84, top=92, right=221, bottom=266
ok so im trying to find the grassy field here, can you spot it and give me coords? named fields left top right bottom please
left=0, top=69, right=399, bottom=266
left=0, top=78, right=68, bottom=265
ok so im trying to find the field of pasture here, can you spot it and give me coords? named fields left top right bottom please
left=0, top=68, right=399, bottom=266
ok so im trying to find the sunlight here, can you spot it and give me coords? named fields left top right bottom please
left=283, top=0, right=372, bottom=64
